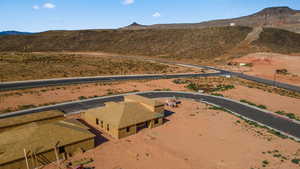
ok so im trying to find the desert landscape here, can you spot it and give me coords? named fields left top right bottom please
left=43, top=100, right=300, bottom=169
left=1, top=2, right=300, bottom=169
left=228, top=52, right=300, bottom=85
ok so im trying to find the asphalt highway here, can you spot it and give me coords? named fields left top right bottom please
left=1, top=91, right=299, bottom=140
left=0, top=72, right=224, bottom=91
left=185, top=64, right=300, bottom=93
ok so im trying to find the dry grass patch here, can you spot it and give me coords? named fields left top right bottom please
left=0, top=52, right=187, bottom=82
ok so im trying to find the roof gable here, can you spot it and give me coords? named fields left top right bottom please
left=88, top=101, right=163, bottom=129
left=0, top=110, right=64, bottom=129
left=0, top=120, right=95, bottom=165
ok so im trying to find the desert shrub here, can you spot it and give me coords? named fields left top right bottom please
left=245, top=63, right=253, bottom=67
left=186, top=83, right=201, bottom=91
left=276, top=69, right=288, bottom=75
left=172, top=79, right=190, bottom=84
left=211, top=93, right=224, bottom=97
left=78, top=96, right=87, bottom=100
left=275, top=111, right=299, bottom=121
left=154, top=88, right=171, bottom=91
left=18, top=104, right=36, bottom=110
left=240, top=99, right=267, bottom=109
left=212, top=84, right=235, bottom=92
left=291, top=158, right=300, bottom=164
left=262, top=160, right=269, bottom=167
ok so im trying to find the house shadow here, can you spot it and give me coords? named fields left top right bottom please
left=164, top=110, right=175, bottom=117
left=77, top=119, right=109, bottom=147
left=163, top=110, right=175, bottom=124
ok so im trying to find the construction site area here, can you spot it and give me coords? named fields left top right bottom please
left=0, top=95, right=170, bottom=169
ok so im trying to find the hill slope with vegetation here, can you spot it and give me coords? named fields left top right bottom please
left=0, top=26, right=300, bottom=63
left=0, top=26, right=251, bottom=60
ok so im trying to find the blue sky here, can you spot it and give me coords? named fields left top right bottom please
left=1, top=0, right=299, bottom=32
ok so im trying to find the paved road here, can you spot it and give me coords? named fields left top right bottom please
left=183, top=64, right=300, bottom=93
left=0, top=72, right=224, bottom=91
left=1, top=61, right=300, bottom=93
left=1, top=91, right=299, bottom=141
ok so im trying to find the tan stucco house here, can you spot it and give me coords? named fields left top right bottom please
left=84, top=95, right=165, bottom=139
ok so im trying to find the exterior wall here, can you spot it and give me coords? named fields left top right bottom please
left=84, top=112, right=97, bottom=126
left=84, top=103, right=165, bottom=140
left=148, top=118, right=163, bottom=128
left=0, top=116, right=65, bottom=133
left=118, top=125, right=137, bottom=139
left=0, top=138, right=94, bottom=169
left=64, top=138, right=95, bottom=156
left=84, top=112, right=119, bottom=139
left=154, top=118, right=164, bottom=128
left=154, top=105, right=165, bottom=114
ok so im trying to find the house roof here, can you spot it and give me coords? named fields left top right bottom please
left=124, top=95, right=164, bottom=107
left=86, top=101, right=164, bottom=129
left=0, top=110, right=65, bottom=129
left=0, top=120, right=95, bottom=165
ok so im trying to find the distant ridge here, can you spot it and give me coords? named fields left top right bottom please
left=0, top=6, right=300, bottom=61
left=252, top=6, right=299, bottom=16
left=121, top=22, right=148, bottom=30
left=120, top=6, right=300, bottom=33
left=0, top=31, right=33, bottom=36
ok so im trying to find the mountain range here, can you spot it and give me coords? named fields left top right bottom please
left=0, top=6, right=300, bottom=62
left=122, top=7, right=300, bottom=33
left=0, top=31, right=33, bottom=36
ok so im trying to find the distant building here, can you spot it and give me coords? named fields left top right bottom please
left=84, top=95, right=165, bottom=139
left=0, top=110, right=65, bottom=132
left=230, top=22, right=236, bottom=26
left=0, top=119, right=95, bottom=169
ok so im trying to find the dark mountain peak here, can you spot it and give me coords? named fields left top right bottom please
left=128, top=22, right=143, bottom=27
left=121, top=22, right=148, bottom=30
left=254, top=6, right=298, bottom=16
left=0, top=31, right=33, bottom=36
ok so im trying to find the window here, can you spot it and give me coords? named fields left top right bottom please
left=126, top=127, right=130, bottom=132
left=154, top=119, right=159, bottom=124
left=96, top=118, right=99, bottom=125
left=101, top=121, right=103, bottom=128
left=59, top=146, right=66, bottom=153
left=107, top=124, right=110, bottom=131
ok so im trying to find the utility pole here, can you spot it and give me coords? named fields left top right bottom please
left=54, top=145, right=60, bottom=169
left=54, top=141, right=61, bottom=169
left=24, top=148, right=30, bottom=169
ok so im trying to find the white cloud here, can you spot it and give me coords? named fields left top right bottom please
left=123, top=0, right=134, bottom=5
left=32, top=5, right=40, bottom=10
left=43, top=3, right=56, bottom=9
left=152, top=12, right=161, bottom=18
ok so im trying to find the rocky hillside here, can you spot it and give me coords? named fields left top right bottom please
left=0, top=26, right=252, bottom=60
left=123, top=7, right=300, bottom=33
left=0, top=25, right=300, bottom=61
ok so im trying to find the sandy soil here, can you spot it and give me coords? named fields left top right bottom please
left=219, top=85, right=300, bottom=117
left=44, top=100, right=300, bottom=169
left=1, top=77, right=300, bottom=119
left=230, top=52, right=300, bottom=86
left=0, top=79, right=187, bottom=112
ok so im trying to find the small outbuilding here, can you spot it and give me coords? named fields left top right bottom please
left=84, top=95, right=165, bottom=139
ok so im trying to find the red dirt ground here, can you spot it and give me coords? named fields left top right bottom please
left=44, top=100, right=300, bottom=169
left=230, top=52, right=300, bottom=86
